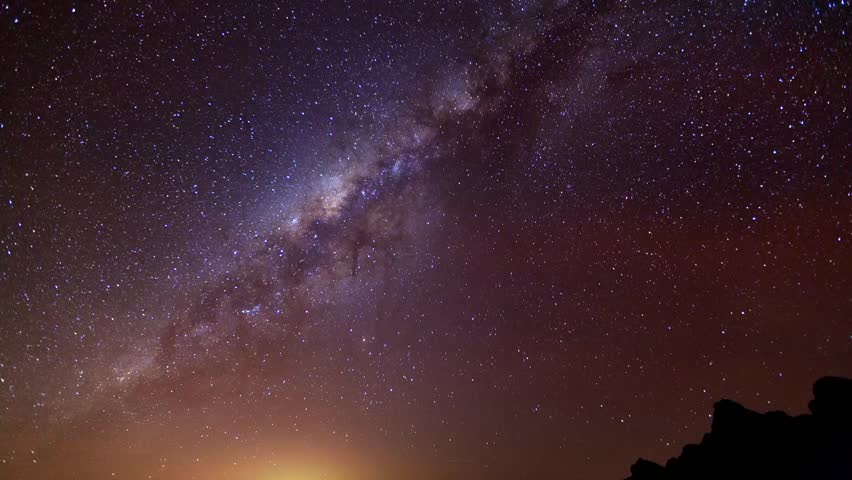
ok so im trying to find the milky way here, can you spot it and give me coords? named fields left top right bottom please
left=1, top=2, right=851, bottom=479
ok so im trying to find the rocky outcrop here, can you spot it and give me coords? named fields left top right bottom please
left=626, top=376, right=852, bottom=480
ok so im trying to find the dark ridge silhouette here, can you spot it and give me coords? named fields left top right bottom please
left=626, top=376, right=852, bottom=480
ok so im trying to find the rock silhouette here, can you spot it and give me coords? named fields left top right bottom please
left=626, top=376, right=852, bottom=480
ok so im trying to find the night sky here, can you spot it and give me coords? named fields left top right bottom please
left=1, top=1, right=851, bottom=479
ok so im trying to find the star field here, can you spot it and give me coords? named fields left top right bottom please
left=1, top=1, right=850, bottom=479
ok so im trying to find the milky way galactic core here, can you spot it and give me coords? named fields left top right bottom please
left=1, top=2, right=850, bottom=479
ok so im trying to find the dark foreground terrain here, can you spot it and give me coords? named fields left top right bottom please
left=627, top=376, right=852, bottom=480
